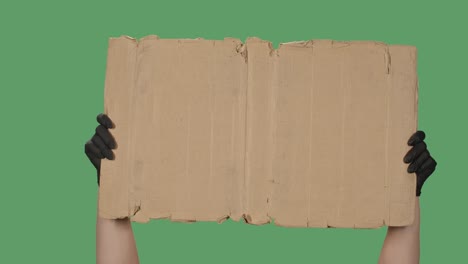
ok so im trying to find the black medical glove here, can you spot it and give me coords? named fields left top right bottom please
left=84, top=113, right=117, bottom=185
left=403, top=130, right=437, bottom=196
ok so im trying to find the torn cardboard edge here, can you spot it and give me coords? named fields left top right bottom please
left=98, top=35, right=418, bottom=228
left=108, top=34, right=410, bottom=62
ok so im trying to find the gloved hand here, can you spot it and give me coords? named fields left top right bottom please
left=84, top=113, right=117, bottom=185
left=403, top=130, right=437, bottom=196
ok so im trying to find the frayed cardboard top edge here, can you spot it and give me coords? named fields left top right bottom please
left=108, top=35, right=416, bottom=51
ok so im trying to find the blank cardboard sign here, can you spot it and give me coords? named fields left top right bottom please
left=98, top=35, right=418, bottom=228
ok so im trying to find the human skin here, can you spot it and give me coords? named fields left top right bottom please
left=96, top=196, right=139, bottom=264
left=378, top=198, right=420, bottom=264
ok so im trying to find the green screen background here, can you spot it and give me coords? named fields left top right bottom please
left=1, top=0, right=465, bottom=263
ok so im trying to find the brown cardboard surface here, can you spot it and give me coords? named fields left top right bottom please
left=99, top=35, right=418, bottom=228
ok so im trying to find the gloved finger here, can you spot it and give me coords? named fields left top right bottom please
left=92, top=134, right=115, bottom=160
left=407, top=130, right=426, bottom=146
left=90, top=156, right=101, bottom=171
left=408, top=151, right=429, bottom=173
left=85, top=140, right=104, bottom=159
left=97, top=113, right=115, bottom=129
left=419, top=156, right=437, bottom=172
left=96, top=124, right=117, bottom=149
left=403, top=141, right=427, bottom=163
left=85, top=141, right=102, bottom=171
left=417, top=166, right=436, bottom=183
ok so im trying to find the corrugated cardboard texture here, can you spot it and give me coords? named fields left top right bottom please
left=99, top=35, right=418, bottom=228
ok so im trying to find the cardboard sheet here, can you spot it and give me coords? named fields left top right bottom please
left=98, top=35, right=418, bottom=228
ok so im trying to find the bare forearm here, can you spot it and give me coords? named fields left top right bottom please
left=378, top=198, right=420, bottom=264
left=96, top=198, right=139, bottom=264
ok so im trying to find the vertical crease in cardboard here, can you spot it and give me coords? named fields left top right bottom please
left=241, top=42, right=250, bottom=220
left=129, top=39, right=140, bottom=217
left=384, top=46, right=392, bottom=225
left=208, top=40, right=215, bottom=221
left=266, top=42, right=278, bottom=224
left=338, top=45, right=347, bottom=226
left=306, top=43, right=314, bottom=227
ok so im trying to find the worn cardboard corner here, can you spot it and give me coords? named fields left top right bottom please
left=98, top=36, right=417, bottom=228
